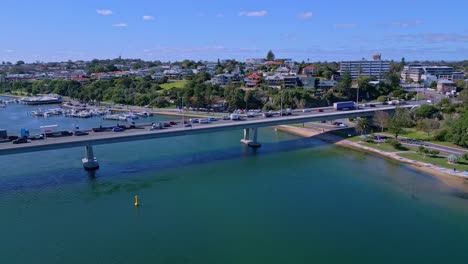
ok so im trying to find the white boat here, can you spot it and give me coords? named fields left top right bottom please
left=0, top=104, right=6, bottom=108
left=31, top=109, right=45, bottom=116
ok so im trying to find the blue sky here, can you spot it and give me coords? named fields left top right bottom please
left=1, top=0, right=467, bottom=62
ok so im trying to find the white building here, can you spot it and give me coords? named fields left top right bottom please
left=340, top=54, right=390, bottom=80
left=401, top=64, right=454, bottom=81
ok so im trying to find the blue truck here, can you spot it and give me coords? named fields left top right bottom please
left=333, top=101, right=356, bottom=110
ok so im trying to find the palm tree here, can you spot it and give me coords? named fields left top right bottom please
left=355, top=118, right=370, bottom=135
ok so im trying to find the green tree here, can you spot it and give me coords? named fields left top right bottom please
left=417, top=119, right=440, bottom=136
left=414, top=104, right=439, bottom=119
left=266, top=50, right=275, bottom=61
left=355, top=118, right=371, bottom=135
left=429, top=81, right=437, bottom=89
left=335, top=70, right=352, bottom=96
left=447, top=111, right=468, bottom=147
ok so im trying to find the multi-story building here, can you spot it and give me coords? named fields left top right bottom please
left=340, top=54, right=390, bottom=80
left=452, top=72, right=465, bottom=81
left=401, top=64, right=454, bottom=81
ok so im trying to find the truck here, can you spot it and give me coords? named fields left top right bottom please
left=230, top=113, right=240, bottom=120
left=333, top=101, right=355, bottom=110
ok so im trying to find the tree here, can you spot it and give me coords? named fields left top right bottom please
left=447, top=111, right=468, bottom=148
left=266, top=50, right=275, bottom=61
left=355, top=118, right=371, bottom=135
left=417, top=119, right=440, bottom=136
left=374, top=111, right=390, bottom=132
left=430, top=81, right=437, bottom=89
left=335, top=70, right=352, bottom=96
left=388, top=117, right=403, bottom=139
left=16, top=60, right=25, bottom=65
left=414, top=104, right=439, bottom=119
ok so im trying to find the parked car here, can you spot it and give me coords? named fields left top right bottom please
left=74, top=131, right=89, bottom=136
left=208, top=117, right=218, bottom=121
left=12, top=137, right=28, bottom=144
left=112, top=127, right=125, bottom=132
left=222, top=115, right=230, bottom=120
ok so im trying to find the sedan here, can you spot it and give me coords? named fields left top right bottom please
left=12, top=137, right=28, bottom=144
left=74, top=131, right=89, bottom=136
left=112, top=127, right=125, bottom=132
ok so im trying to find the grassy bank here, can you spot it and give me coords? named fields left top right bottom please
left=397, top=152, right=468, bottom=172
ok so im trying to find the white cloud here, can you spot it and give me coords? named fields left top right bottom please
left=297, top=12, right=313, bottom=20
left=373, top=19, right=423, bottom=28
left=143, top=15, right=155, bottom=21
left=3, top=49, right=15, bottom=53
left=239, top=10, right=268, bottom=17
left=112, top=23, right=128, bottom=27
left=335, top=23, right=356, bottom=29
left=96, top=9, right=113, bottom=16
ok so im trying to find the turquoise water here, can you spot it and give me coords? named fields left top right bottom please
left=1, top=98, right=468, bottom=263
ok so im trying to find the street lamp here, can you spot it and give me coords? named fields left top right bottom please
left=280, top=90, right=283, bottom=116
left=356, top=84, right=359, bottom=110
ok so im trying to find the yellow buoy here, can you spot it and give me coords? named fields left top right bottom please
left=134, top=195, right=139, bottom=207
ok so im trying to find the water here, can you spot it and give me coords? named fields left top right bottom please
left=1, top=97, right=468, bottom=263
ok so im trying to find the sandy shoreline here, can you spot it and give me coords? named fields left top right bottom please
left=275, top=125, right=468, bottom=192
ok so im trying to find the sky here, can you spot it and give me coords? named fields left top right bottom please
left=1, top=0, right=467, bottom=63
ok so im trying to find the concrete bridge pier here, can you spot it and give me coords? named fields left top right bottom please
left=82, top=144, right=99, bottom=171
left=240, top=128, right=261, bottom=148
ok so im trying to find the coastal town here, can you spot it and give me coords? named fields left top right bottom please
left=0, top=52, right=467, bottom=180
left=3, top=1, right=468, bottom=263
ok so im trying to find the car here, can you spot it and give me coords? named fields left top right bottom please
left=369, top=104, right=376, bottom=107
left=185, top=124, right=192, bottom=127
left=199, top=119, right=210, bottom=124
left=169, top=121, right=178, bottom=125
left=426, top=100, right=432, bottom=103
left=208, top=117, right=218, bottom=121
left=332, top=122, right=341, bottom=125
left=317, top=109, right=323, bottom=112
left=74, top=131, right=89, bottom=136
left=12, top=137, right=28, bottom=144
left=30, top=134, right=44, bottom=140
left=302, top=108, right=311, bottom=113
left=162, top=123, right=171, bottom=127
left=222, top=115, right=230, bottom=120
left=112, top=127, right=125, bottom=132
left=382, top=102, right=388, bottom=105
left=60, top=131, right=73, bottom=136
left=338, top=123, right=348, bottom=127
left=190, top=118, right=199, bottom=123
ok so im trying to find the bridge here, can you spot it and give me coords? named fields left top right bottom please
left=0, top=104, right=414, bottom=170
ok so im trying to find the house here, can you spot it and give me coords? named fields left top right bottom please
left=211, top=73, right=241, bottom=86
left=275, top=66, right=290, bottom=74
left=163, top=69, right=182, bottom=79
left=302, top=65, right=318, bottom=76
left=265, top=74, right=284, bottom=88
left=317, top=80, right=337, bottom=90
left=437, top=80, right=456, bottom=93
left=283, top=76, right=299, bottom=88
left=244, top=73, right=262, bottom=87
left=300, top=76, right=316, bottom=89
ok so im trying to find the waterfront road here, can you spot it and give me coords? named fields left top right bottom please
left=0, top=104, right=415, bottom=156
